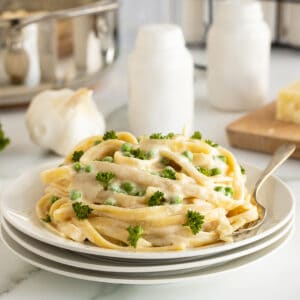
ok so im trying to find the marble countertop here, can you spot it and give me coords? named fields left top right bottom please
left=0, top=48, right=299, bottom=299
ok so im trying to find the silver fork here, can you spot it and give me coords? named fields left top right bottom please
left=233, top=143, right=296, bottom=236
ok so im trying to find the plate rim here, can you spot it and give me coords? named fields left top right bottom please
left=2, top=216, right=294, bottom=273
left=0, top=224, right=294, bottom=285
left=0, top=161, right=296, bottom=260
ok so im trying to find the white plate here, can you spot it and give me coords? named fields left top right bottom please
left=0, top=225, right=294, bottom=285
left=1, top=216, right=294, bottom=274
left=0, top=162, right=295, bottom=260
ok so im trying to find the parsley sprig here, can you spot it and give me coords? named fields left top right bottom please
left=127, top=224, right=144, bottom=248
left=41, top=214, right=51, bottom=223
left=72, top=202, right=93, bottom=220
left=149, top=132, right=174, bottom=139
left=94, top=140, right=101, bottom=145
left=131, top=148, right=153, bottom=160
left=103, top=130, right=118, bottom=140
left=121, top=144, right=153, bottom=160
left=190, top=131, right=202, bottom=140
left=148, top=191, right=165, bottom=206
left=205, top=139, right=218, bottom=147
left=72, top=150, right=84, bottom=162
left=160, top=166, right=176, bottom=180
left=96, top=172, right=115, bottom=189
left=240, top=164, right=246, bottom=175
left=184, top=210, right=205, bottom=235
left=0, top=123, right=10, bottom=152
left=50, top=196, right=60, bottom=204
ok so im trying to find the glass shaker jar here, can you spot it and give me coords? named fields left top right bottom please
left=207, top=0, right=271, bottom=111
left=128, top=24, right=194, bottom=136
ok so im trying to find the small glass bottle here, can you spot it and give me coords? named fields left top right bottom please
left=128, top=24, right=194, bottom=136
left=207, top=0, right=271, bottom=111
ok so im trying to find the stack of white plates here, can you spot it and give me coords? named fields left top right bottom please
left=0, top=162, right=295, bottom=285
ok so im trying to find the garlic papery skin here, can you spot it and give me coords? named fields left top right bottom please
left=25, top=88, right=105, bottom=156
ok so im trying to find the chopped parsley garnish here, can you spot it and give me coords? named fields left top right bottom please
left=217, top=155, right=227, bottom=163
left=160, top=166, right=176, bottom=180
left=205, top=139, right=218, bottom=147
left=102, top=156, right=114, bottom=163
left=121, top=143, right=132, bottom=152
left=96, top=171, right=115, bottom=189
left=127, top=225, right=144, bottom=248
left=0, top=123, right=10, bottom=152
left=167, top=132, right=175, bottom=138
left=72, top=202, right=93, bottom=220
left=85, top=165, right=92, bottom=173
left=50, top=196, right=60, bottom=204
left=120, top=142, right=152, bottom=160
left=104, top=198, right=116, bottom=206
left=73, top=162, right=82, bottom=172
left=170, top=195, right=183, bottom=205
left=103, top=130, right=118, bottom=140
left=42, top=214, right=51, bottom=223
left=184, top=210, right=205, bottom=235
left=240, top=164, right=246, bottom=175
left=131, top=148, right=153, bottom=160
left=182, top=150, right=193, bottom=161
left=148, top=191, right=165, bottom=206
left=214, top=186, right=234, bottom=197
left=72, top=150, right=84, bottom=162
left=150, top=133, right=163, bottom=139
left=149, top=132, right=174, bottom=139
left=70, top=190, right=82, bottom=200
left=197, top=167, right=221, bottom=177
left=191, top=131, right=202, bottom=140
left=94, top=140, right=101, bottom=145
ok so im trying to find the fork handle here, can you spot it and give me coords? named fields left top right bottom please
left=254, top=144, right=296, bottom=196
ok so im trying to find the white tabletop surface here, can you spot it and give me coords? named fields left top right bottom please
left=0, top=48, right=299, bottom=299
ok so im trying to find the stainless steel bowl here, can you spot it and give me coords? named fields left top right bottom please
left=0, top=0, right=119, bottom=106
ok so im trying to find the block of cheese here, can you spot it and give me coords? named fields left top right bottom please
left=276, top=81, right=300, bottom=124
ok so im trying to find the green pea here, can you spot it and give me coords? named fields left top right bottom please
left=182, top=150, right=193, bottom=161
left=73, top=162, right=82, bottom=172
left=121, top=182, right=135, bottom=194
left=102, top=156, right=114, bottom=163
left=85, top=165, right=92, bottom=173
left=104, top=198, right=116, bottom=206
left=121, top=143, right=132, bottom=152
left=70, top=190, right=82, bottom=201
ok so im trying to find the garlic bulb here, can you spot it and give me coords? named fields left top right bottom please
left=25, top=88, right=105, bottom=156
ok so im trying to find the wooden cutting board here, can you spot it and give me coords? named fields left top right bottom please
left=226, top=101, right=300, bottom=159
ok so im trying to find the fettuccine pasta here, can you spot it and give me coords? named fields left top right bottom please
left=36, top=131, right=259, bottom=251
